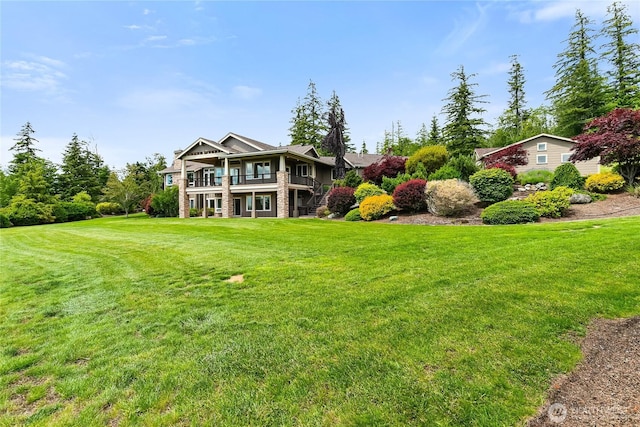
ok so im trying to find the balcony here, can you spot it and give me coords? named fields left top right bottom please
left=190, top=174, right=314, bottom=188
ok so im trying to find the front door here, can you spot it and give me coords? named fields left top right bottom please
left=233, top=198, right=241, bottom=216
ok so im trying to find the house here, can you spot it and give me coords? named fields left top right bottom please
left=474, top=134, right=600, bottom=176
left=161, top=132, right=343, bottom=218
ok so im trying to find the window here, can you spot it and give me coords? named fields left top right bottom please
left=203, top=168, right=214, bottom=186
left=231, top=168, right=240, bottom=185
left=189, top=199, right=195, bottom=209
left=207, top=198, right=223, bottom=212
left=537, top=154, right=548, bottom=165
left=246, top=195, right=271, bottom=211
left=214, top=167, right=224, bottom=185
left=537, top=142, right=547, bottom=151
left=561, top=153, right=572, bottom=163
left=165, top=174, right=173, bottom=186
left=245, top=161, right=271, bottom=179
left=187, top=172, right=194, bottom=187
left=297, top=164, right=309, bottom=177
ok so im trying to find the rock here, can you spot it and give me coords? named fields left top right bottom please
left=389, top=216, right=398, bottom=221
left=525, top=184, right=532, bottom=190
left=535, top=182, right=547, bottom=190
left=327, top=213, right=336, bottom=219
left=518, top=187, right=527, bottom=192
left=570, top=193, right=592, bottom=204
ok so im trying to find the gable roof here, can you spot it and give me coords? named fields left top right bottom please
left=475, top=133, right=576, bottom=160
left=177, top=137, right=236, bottom=159
left=219, top=132, right=277, bottom=152
left=281, top=144, right=320, bottom=158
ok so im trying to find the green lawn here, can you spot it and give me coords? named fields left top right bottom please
left=1, top=215, right=639, bottom=426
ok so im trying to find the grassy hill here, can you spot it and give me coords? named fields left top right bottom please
left=1, top=215, right=639, bottom=426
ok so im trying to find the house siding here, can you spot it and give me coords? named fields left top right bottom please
left=514, top=136, right=600, bottom=176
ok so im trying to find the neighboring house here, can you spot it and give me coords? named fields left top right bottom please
left=319, top=152, right=386, bottom=178
left=474, top=134, right=600, bottom=176
left=160, top=132, right=337, bottom=218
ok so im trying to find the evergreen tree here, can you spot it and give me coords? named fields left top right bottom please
left=360, top=141, right=369, bottom=154
left=601, top=1, right=640, bottom=108
left=415, top=123, right=429, bottom=147
left=58, top=134, right=109, bottom=201
left=441, top=65, right=489, bottom=156
left=9, top=122, right=41, bottom=174
left=505, top=54, right=527, bottom=135
left=427, top=115, right=441, bottom=146
left=288, top=80, right=327, bottom=151
left=546, top=10, right=610, bottom=137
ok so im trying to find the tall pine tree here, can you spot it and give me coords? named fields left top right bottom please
left=326, top=91, right=354, bottom=152
left=546, top=9, right=609, bottom=137
left=601, top=1, right=640, bottom=108
left=288, top=80, right=327, bottom=151
left=441, top=65, right=488, bottom=156
left=9, top=122, right=40, bottom=174
left=505, top=54, right=527, bottom=135
left=58, top=134, right=109, bottom=201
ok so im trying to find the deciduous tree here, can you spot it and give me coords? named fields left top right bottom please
left=571, top=108, right=640, bottom=184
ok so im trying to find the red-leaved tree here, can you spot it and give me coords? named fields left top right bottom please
left=362, top=155, right=406, bottom=185
left=484, top=144, right=528, bottom=168
left=571, top=108, right=640, bottom=184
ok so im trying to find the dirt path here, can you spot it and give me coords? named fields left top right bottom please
left=526, top=317, right=640, bottom=426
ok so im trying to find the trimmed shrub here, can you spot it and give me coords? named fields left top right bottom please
left=585, top=172, right=625, bottom=193
left=316, top=205, right=330, bottom=218
left=0, top=212, right=11, bottom=228
left=428, top=164, right=461, bottom=181
left=344, top=208, right=362, bottom=222
left=405, top=145, right=449, bottom=176
left=381, top=173, right=410, bottom=194
left=327, top=187, right=356, bottom=215
left=551, top=163, right=584, bottom=190
left=96, top=202, right=122, bottom=215
left=354, top=182, right=385, bottom=204
left=343, top=170, right=363, bottom=188
left=481, top=200, right=540, bottom=225
left=52, top=203, right=69, bottom=223
left=392, top=179, right=427, bottom=212
left=59, top=202, right=94, bottom=222
left=469, top=168, right=514, bottom=204
left=628, top=185, right=640, bottom=198
left=359, top=194, right=395, bottom=221
left=151, top=186, right=179, bottom=217
left=445, top=155, right=480, bottom=182
left=425, top=179, right=478, bottom=217
left=489, top=163, right=517, bottom=179
left=525, top=186, right=573, bottom=218
left=189, top=208, right=199, bottom=217
left=518, top=170, right=554, bottom=185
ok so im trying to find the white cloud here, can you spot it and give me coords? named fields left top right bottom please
left=145, top=35, right=167, bottom=43
left=116, top=88, right=214, bottom=113
left=437, top=2, right=490, bottom=56
left=1, top=57, right=67, bottom=94
left=232, top=85, right=263, bottom=100
left=124, top=24, right=142, bottom=30
left=143, top=9, right=152, bottom=15
left=511, top=0, right=639, bottom=23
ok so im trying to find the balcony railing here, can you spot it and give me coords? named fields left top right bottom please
left=190, top=173, right=314, bottom=188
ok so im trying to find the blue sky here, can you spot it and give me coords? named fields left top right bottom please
left=1, top=1, right=638, bottom=169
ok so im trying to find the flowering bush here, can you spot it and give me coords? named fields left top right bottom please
left=392, top=179, right=427, bottom=212
left=327, top=187, right=356, bottom=215
left=469, top=168, right=514, bottom=203
left=96, top=202, right=123, bottom=215
left=354, top=182, right=385, bottom=204
left=425, top=179, right=478, bottom=217
left=585, top=172, right=625, bottom=193
left=359, top=194, right=395, bottom=221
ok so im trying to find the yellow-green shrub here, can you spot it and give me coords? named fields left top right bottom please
left=359, top=194, right=395, bottom=221
left=585, top=172, right=625, bottom=193
left=354, top=182, right=386, bottom=204
left=525, top=186, right=573, bottom=218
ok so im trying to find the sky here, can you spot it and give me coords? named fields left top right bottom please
left=1, top=0, right=638, bottom=170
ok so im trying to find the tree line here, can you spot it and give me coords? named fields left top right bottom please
left=0, top=122, right=168, bottom=226
left=289, top=2, right=638, bottom=158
